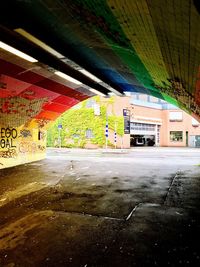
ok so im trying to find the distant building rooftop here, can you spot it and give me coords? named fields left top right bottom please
left=130, top=93, right=179, bottom=110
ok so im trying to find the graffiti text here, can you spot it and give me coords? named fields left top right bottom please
left=0, top=128, right=17, bottom=148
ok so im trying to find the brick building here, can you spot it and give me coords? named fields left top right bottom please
left=127, top=94, right=200, bottom=147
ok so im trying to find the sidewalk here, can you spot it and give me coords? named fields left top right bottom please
left=47, top=147, right=130, bottom=154
left=47, top=146, right=200, bottom=154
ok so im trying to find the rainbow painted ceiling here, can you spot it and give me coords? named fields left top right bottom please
left=0, top=0, right=200, bottom=123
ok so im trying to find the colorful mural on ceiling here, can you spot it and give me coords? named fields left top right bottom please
left=9, top=0, right=198, bottom=118
left=56, top=0, right=200, bottom=115
left=0, top=0, right=200, bottom=121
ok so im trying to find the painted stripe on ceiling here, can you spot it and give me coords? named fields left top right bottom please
left=108, top=0, right=170, bottom=88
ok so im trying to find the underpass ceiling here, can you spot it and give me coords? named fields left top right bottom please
left=0, top=0, right=200, bottom=122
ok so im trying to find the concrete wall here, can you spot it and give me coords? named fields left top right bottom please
left=0, top=120, right=47, bottom=169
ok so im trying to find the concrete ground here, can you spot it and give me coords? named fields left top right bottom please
left=0, top=147, right=200, bottom=267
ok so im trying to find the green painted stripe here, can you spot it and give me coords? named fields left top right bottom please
left=75, top=0, right=156, bottom=90
left=162, top=93, right=179, bottom=107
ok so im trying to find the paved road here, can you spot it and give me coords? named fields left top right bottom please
left=0, top=147, right=200, bottom=266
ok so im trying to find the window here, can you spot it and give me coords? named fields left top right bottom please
left=132, top=93, right=140, bottom=100
left=85, top=129, right=94, bottom=139
left=130, top=122, right=155, bottom=131
left=192, top=118, right=199, bottom=127
left=169, top=111, right=183, bottom=121
left=170, top=131, right=183, bottom=142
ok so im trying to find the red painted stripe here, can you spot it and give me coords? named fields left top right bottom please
left=43, top=102, right=71, bottom=113
left=35, top=110, right=61, bottom=120
left=0, top=59, right=89, bottom=101
left=52, top=95, right=79, bottom=105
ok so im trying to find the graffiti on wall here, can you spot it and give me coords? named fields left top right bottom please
left=38, top=145, right=46, bottom=151
left=154, top=78, right=200, bottom=115
left=0, top=127, right=46, bottom=158
left=19, top=141, right=37, bottom=154
left=0, top=127, right=17, bottom=149
left=0, top=148, right=17, bottom=158
left=0, top=96, right=47, bottom=127
left=19, top=141, right=46, bottom=154
left=37, top=119, right=50, bottom=128
left=19, top=129, right=32, bottom=138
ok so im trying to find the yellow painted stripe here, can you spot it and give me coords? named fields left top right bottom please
left=107, top=0, right=169, bottom=87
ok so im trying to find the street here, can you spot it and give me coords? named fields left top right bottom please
left=0, top=147, right=200, bottom=267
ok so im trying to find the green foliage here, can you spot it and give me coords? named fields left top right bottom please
left=47, top=97, right=124, bottom=147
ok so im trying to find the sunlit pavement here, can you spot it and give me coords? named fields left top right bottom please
left=0, top=148, right=200, bottom=267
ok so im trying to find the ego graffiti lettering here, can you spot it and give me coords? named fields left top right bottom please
left=0, top=128, right=17, bottom=149
left=0, top=148, right=17, bottom=158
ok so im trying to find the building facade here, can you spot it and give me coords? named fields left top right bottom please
left=129, top=94, right=200, bottom=147
left=48, top=95, right=200, bottom=149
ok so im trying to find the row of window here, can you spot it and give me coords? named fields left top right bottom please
left=131, top=123, right=184, bottom=142
left=72, top=130, right=184, bottom=142
left=130, top=122, right=155, bottom=131
left=132, top=93, right=165, bottom=103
